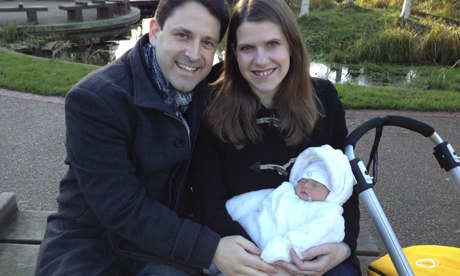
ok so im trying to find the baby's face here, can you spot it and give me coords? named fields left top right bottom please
left=295, top=178, right=330, bottom=201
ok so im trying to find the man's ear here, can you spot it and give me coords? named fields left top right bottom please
left=149, top=18, right=161, bottom=45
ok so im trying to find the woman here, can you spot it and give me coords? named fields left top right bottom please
left=191, top=0, right=360, bottom=275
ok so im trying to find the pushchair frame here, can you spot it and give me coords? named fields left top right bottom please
left=344, top=115, right=460, bottom=275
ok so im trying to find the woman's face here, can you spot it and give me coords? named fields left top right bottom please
left=234, top=21, right=290, bottom=107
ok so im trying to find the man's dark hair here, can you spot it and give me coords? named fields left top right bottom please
left=154, top=0, right=229, bottom=41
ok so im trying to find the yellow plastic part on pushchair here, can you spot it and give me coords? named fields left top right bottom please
left=368, top=245, right=460, bottom=275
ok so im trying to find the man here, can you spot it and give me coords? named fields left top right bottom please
left=35, top=0, right=276, bottom=275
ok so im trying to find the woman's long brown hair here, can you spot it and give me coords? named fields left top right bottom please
left=204, top=0, right=322, bottom=148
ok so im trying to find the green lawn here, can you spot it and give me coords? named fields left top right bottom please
left=1, top=2, right=459, bottom=112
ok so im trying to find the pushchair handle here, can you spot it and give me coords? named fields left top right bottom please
left=346, top=115, right=435, bottom=147
left=344, top=114, right=459, bottom=276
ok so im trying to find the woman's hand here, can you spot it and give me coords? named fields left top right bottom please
left=275, top=242, right=350, bottom=276
left=213, top=236, right=278, bottom=276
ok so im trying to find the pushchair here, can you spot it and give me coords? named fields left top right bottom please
left=344, top=115, right=460, bottom=275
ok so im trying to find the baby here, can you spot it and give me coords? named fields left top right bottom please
left=294, top=161, right=331, bottom=202
left=226, top=145, right=355, bottom=263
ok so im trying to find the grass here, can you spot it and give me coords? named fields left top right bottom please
left=0, top=2, right=459, bottom=111
left=1, top=47, right=458, bottom=111
left=299, top=3, right=460, bottom=65
left=336, top=84, right=459, bottom=111
left=0, top=48, right=98, bottom=96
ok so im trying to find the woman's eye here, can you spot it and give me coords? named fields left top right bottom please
left=268, top=42, right=279, bottom=48
left=240, top=46, right=253, bottom=52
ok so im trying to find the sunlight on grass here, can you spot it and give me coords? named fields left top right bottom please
left=0, top=48, right=99, bottom=96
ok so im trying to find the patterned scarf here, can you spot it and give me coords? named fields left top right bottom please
left=143, top=43, right=194, bottom=121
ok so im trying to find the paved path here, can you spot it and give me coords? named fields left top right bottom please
left=1, top=88, right=459, bottom=258
left=343, top=108, right=460, bottom=256
left=2, top=0, right=458, bottom=269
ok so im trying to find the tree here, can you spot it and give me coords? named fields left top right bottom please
left=300, top=0, right=309, bottom=16
left=400, top=0, right=412, bottom=20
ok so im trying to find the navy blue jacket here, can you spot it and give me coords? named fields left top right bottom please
left=191, top=78, right=360, bottom=270
left=35, top=34, right=219, bottom=275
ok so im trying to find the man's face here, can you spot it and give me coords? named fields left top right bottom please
left=148, top=2, right=220, bottom=92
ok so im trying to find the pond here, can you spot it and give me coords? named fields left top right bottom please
left=309, top=62, right=418, bottom=88
left=104, top=18, right=419, bottom=89
left=11, top=18, right=417, bottom=89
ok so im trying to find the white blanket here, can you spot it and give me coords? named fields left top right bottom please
left=226, top=145, right=354, bottom=263
left=226, top=182, right=344, bottom=263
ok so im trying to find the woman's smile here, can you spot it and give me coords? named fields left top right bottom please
left=253, top=68, right=276, bottom=77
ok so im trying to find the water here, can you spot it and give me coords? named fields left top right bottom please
left=107, top=18, right=417, bottom=88
left=310, top=62, right=418, bottom=88
left=109, top=18, right=150, bottom=60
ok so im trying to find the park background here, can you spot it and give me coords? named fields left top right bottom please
left=0, top=0, right=459, bottom=274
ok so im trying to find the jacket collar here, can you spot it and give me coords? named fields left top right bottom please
left=128, top=34, right=212, bottom=111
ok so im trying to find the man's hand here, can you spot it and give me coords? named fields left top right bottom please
left=213, top=236, right=278, bottom=276
left=274, top=242, right=350, bottom=276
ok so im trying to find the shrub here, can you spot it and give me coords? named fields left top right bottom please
left=353, top=27, right=420, bottom=63
left=354, top=0, right=403, bottom=9
left=0, top=21, right=18, bottom=43
left=310, top=0, right=336, bottom=11
left=421, top=24, right=460, bottom=65
left=417, top=0, right=460, bottom=19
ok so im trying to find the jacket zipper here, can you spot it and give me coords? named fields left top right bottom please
left=162, top=112, right=191, bottom=208
left=162, top=112, right=191, bottom=146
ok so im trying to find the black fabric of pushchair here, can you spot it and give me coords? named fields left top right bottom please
left=344, top=115, right=460, bottom=275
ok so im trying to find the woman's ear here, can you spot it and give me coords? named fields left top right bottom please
left=148, top=18, right=161, bottom=45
